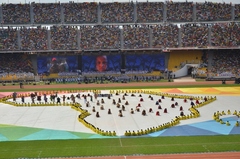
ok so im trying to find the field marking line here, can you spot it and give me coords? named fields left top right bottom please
left=119, top=137, right=123, bottom=147
left=111, top=112, right=123, bottom=147
left=38, top=151, right=42, bottom=158
left=202, top=145, right=210, bottom=152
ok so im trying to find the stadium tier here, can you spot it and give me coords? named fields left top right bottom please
left=0, top=2, right=239, bottom=24
left=0, top=22, right=239, bottom=51
left=0, top=2, right=239, bottom=51
left=0, top=50, right=239, bottom=83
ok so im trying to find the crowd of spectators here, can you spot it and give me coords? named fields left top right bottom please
left=166, top=2, right=193, bottom=22
left=0, top=54, right=34, bottom=76
left=62, top=2, right=98, bottom=23
left=101, top=2, right=134, bottom=23
left=235, top=4, right=240, bottom=20
left=80, top=25, right=120, bottom=50
left=196, top=2, right=232, bottom=21
left=211, top=22, right=240, bottom=47
left=2, top=4, right=30, bottom=24
left=33, top=3, right=61, bottom=24
left=181, top=23, right=209, bottom=47
left=51, top=26, right=78, bottom=50
left=123, top=25, right=149, bottom=49
left=210, top=50, right=240, bottom=77
left=0, top=22, right=239, bottom=51
left=1, top=2, right=240, bottom=24
left=20, top=26, right=48, bottom=51
left=0, top=27, right=19, bottom=51
left=152, top=24, right=179, bottom=48
left=136, top=2, right=163, bottom=23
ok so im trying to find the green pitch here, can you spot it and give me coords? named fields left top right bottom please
left=0, top=136, right=240, bottom=158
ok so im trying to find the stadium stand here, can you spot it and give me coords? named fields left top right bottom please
left=62, top=2, right=98, bottom=23
left=123, top=25, right=150, bottom=49
left=166, top=2, right=193, bottom=22
left=235, top=4, right=240, bottom=20
left=211, top=22, right=240, bottom=47
left=181, top=23, right=209, bottom=48
left=0, top=27, right=19, bottom=51
left=136, top=2, right=164, bottom=23
left=209, top=50, right=240, bottom=78
left=0, top=54, right=34, bottom=82
left=20, top=26, right=48, bottom=51
left=196, top=2, right=232, bottom=21
left=33, top=3, right=61, bottom=24
left=80, top=25, right=120, bottom=50
left=2, top=4, right=30, bottom=24
left=100, top=2, right=134, bottom=23
left=0, top=1, right=239, bottom=83
left=50, top=25, right=78, bottom=50
left=152, top=24, right=179, bottom=48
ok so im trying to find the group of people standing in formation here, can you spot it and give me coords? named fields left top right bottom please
left=12, top=91, right=97, bottom=105
left=84, top=92, right=190, bottom=118
left=11, top=91, right=203, bottom=118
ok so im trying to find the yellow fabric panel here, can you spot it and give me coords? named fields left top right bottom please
left=168, top=50, right=203, bottom=71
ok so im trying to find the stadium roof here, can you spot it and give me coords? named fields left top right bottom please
left=2, top=0, right=240, bottom=4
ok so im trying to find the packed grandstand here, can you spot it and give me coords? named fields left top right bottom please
left=0, top=1, right=239, bottom=83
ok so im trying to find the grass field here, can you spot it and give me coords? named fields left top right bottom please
left=0, top=82, right=240, bottom=158
left=0, top=135, right=240, bottom=158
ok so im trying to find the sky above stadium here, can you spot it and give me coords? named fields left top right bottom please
left=2, top=0, right=240, bottom=4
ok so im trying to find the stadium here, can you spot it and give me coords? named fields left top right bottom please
left=0, top=0, right=240, bottom=158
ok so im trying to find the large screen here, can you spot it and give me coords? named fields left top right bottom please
left=125, top=54, right=165, bottom=72
left=82, top=54, right=121, bottom=73
left=37, top=55, right=78, bottom=74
